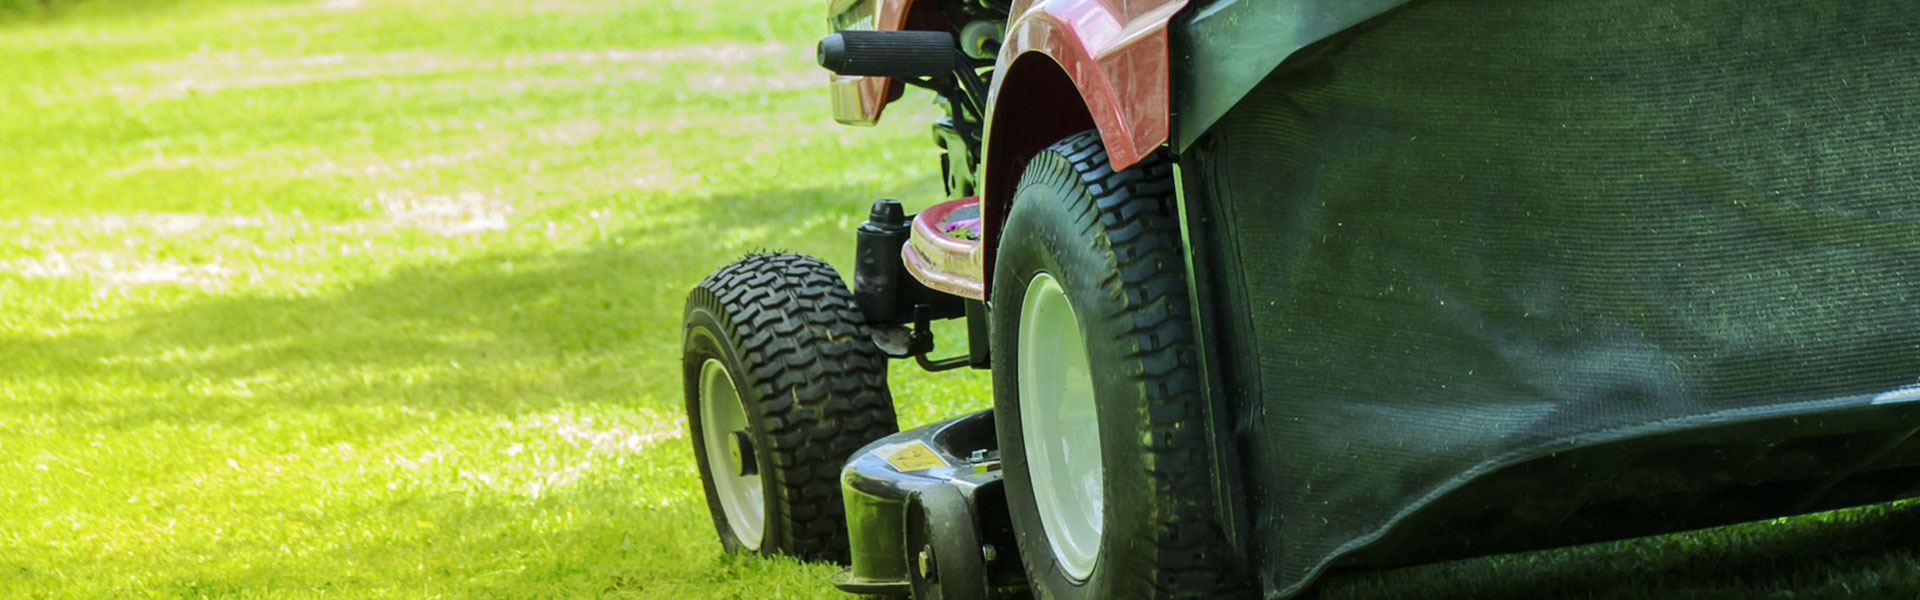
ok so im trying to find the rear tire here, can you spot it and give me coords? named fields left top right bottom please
left=683, top=252, right=898, bottom=561
left=991, top=131, right=1244, bottom=599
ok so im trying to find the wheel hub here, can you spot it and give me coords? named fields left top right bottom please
left=1016, top=272, right=1103, bottom=581
left=728, top=430, right=757, bottom=476
left=699, top=358, right=765, bottom=549
left=918, top=546, right=937, bottom=581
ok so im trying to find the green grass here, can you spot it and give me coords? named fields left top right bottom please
left=0, top=1, right=1914, bottom=598
left=0, top=1, right=982, bottom=597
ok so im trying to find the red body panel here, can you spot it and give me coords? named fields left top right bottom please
left=830, top=0, right=1181, bottom=166
left=969, top=0, right=1184, bottom=298
left=903, top=197, right=986, bottom=300
left=990, top=0, right=1183, bottom=172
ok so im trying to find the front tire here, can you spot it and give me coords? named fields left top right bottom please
left=683, top=253, right=898, bottom=561
left=992, top=131, right=1243, bottom=599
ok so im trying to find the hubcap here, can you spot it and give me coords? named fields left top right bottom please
left=1017, top=272, right=1102, bottom=581
left=700, top=358, right=764, bottom=549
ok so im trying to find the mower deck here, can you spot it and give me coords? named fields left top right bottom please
left=832, top=409, right=1023, bottom=597
left=1345, top=389, right=1920, bottom=570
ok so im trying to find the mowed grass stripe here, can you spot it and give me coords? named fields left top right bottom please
left=1, top=0, right=1913, bottom=599
left=1, top=0, right=969, bottom=598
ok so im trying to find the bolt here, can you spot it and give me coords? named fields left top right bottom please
left=981, top=543, right=998, bottom=564
left=917, top=545, right=937, bottom=582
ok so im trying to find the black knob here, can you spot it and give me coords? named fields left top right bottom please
left=867, top=199, right=908, bottom=228
left=817, top=33, right=846, bottom=70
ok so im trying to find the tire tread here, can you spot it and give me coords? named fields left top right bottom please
left=1012, top=131, right=1248, bottom=598
left=685, top=253, right=897, bottom=562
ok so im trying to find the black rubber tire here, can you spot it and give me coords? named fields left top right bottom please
left=683, top=252, right=898, bottom=562
left=991, top=131, right=1245, bottom=599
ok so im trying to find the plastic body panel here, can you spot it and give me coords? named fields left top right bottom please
left=903, top=197, right=986, bottom=301
left=832, top=411, right=1020, bottom=596
left=830, top=0, right=1186, bottom=162
left=989, top=0, right=1185, bottom=173
left=1175, top=2, right=1920, bottom=595
left=1343, top=396, right=1920, bottom=569
left=1169, top=0, right=1410, bottom=150
left=973, top=0, right=1186, bottom=299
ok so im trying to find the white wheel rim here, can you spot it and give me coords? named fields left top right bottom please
left=700, top=358, right=764, bottom=549
left=1018, top=272, right=1103, bottom=581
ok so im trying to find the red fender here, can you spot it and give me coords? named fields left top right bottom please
left=990, top=0, right=1183, bottom=173
left=978, top=0, right=1185, bottom=296
left=830, top=0, right=1182, bottom=167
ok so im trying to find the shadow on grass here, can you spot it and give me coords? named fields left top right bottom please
left=1, top=180, right=927, bottom=595
left=0, top=0, right=192, bottom=26
left=1, top=180, right=920, bottom=429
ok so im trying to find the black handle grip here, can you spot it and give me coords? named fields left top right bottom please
left=818, top=30, right=956, bottom=79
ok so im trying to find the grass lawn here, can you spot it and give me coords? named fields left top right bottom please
left=0, top=1, right=1914, bottom=598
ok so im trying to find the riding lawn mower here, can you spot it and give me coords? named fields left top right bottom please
left=683, top=1, right=1920, bottom=598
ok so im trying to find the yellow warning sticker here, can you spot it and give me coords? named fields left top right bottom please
left=883, top=441, right=948, bottom=472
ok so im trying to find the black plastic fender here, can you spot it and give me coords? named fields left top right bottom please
left=1171, top=0, right=1411, bottom=151
left=830, top=410, right=1024, bottom=598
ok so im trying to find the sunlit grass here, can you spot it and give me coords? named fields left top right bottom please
left=0, top=1, right=982, bottom=597
left=1, top=1, right=1914, bottom=599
